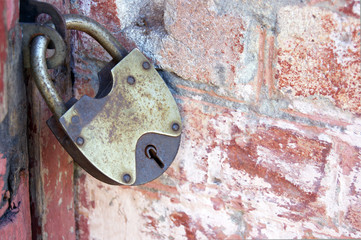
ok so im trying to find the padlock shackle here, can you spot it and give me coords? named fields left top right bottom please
left=30, top=14, right=129, bottom=119
left=64, top=14, right=128, bottom=61
left=31, top=35, right=67, bottom=119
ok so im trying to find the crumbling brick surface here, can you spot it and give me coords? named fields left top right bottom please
left=277, top=5, right=361, bottom=114
left=69, top=0, right=361, bottom=238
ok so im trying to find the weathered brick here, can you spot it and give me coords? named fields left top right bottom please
left=339, top=0, right=360, bottom=17
left=346, top=203, right=361, bottom=231
left=74, top=93, right=360, bottom=238
left=160, top=0, right=245, bottom=86
left=276, top=6, right=361, bottom=114
left=69, top=0, right=361, bottom=239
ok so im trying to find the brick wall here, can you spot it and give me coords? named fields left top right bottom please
left=69, top=0, right=360, bottom=238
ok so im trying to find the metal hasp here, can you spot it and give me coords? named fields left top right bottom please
left=27, top=13, right=182, bottom=186
left=20, top=0, right=67, bottom=69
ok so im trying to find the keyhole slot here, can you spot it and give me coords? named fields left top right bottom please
left=145, top=145, right=164, bottom=168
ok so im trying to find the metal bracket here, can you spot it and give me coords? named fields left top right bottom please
left=20, top=0, right=67, bottom=69
left=20, top=0, right=66, bottom=38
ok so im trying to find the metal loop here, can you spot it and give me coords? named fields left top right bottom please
left=30, top=35, right=67, bottom=119
left=21, top=23, right=66, bottom=69
left=64, top=14, right=128, bottom=61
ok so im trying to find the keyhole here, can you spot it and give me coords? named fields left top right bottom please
left=145, top=145, right=164, bottom=168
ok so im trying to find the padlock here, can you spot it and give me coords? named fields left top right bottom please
left=30, top=14, right=182, bottom=185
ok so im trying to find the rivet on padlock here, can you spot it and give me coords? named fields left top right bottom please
left=30, top=14, right=182, bottom=186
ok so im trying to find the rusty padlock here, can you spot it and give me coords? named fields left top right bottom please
left=30, top=14, right=181, bottom=185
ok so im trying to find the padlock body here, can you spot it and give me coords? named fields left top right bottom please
left=48, top=49, right=181, bottom=185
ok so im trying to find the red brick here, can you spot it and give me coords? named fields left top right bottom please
left=277, top=6, right=361, bottom=114
left=170, top=212, right=196, bottom=239
left=336, top=140, right=360, bottom=175
left=170, top=211, right=227, bottom=240
left=339, top=0, right=360, bottom=18
left=226, top=126, right=331, bottom=203
left=70, top=0, right=120, bottom=32
left=345, top=204, right=361, bottom=231
left=160, top=0, right=245, bottom=86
